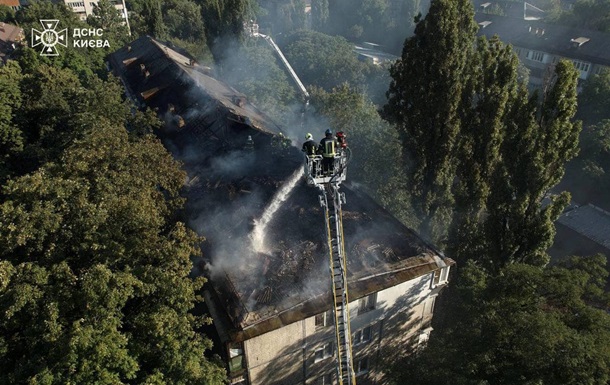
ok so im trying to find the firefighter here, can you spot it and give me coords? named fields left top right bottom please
left=244, top=135, right=254, bottom=151
left=319, top=129, right=337, bottom=175
left=336, top=131, right=347, bottom=151
left=302, top=133, right=317, bottom=156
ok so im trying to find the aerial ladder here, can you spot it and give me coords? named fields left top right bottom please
left=245, top=22, right=310, bottom=118
left=306, top=148, right=356, bottom=385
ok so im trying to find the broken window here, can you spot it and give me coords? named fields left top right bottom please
left=355, top=357, right=369, bottom=375
left=432, top=266, right=450, bottom=288
left=314, top=342, right=334, bottom=363
left=353, top=326, right=372, bottom=345
left=358, top=293, right=377, bottom=315
left=315, top=310, right=333, bottom=329
left=228, top=342, right=245, bottom=374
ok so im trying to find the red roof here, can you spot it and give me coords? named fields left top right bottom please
left=0, top=0, right=20, bottom=7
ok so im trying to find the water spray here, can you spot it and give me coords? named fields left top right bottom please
left=251, top=167, right=305, bottom=253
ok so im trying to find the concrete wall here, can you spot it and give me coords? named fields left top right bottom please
left=243, top=269, right=447, bottom=385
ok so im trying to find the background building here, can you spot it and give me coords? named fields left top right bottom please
left=475, top=13, right=610, bottom=89
left=60, top=0, right=129, bottom=23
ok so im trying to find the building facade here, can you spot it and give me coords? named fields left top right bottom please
left=475, top=13, right=610, bottom=88
left=209, top=263, right=451, bottom=385
left=61, top=0, right=129, bottom=24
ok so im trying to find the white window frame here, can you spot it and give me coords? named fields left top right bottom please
left=527, top=50, right=545, bottom=62
left=314, top=342, right=334, bottom=363
left=314, top=310, right=333, bottom=329
left=358, top=293, right=377, bottom=315
left=353, top=326, right=372, bottom=345
left=431, top=265, right=450, bottom=288
left=572, top=60, right=590, bottom=72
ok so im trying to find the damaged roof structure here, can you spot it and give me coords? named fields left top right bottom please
left=108, top=36, right=453, bottom=385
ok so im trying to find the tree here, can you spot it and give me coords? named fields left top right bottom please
left=0, top=4, right=15, bottom=22
left=15, top=1, right=110, bottom=79
left=447, top=36, right=521, bottom=263
left=198, top=0, right=254, bottom=61
left=0, top=61, right=24, bottom=181
left=163, top=0, right=206, bottom=42
left=311, top=0, right=329, bottom=31
left=222, top=41, right=297, bottom=126
left=482, top=60, right=580, bottom=268
left=573, top=119, right=610, bottom=198
left=555, top=0, right=610, bottom=32
left=310, top=85, right=409, bottom=217
left=386, top=257, right=610, bottom=385
left=282, top=30, right=366, bottom=90
left=0, top=121, right=226, bottom=384
left=384, top=0, right=478, bottom=242
left=87, top=0, right=131, bottom=47
left=578, top=67, right=610, bottom=125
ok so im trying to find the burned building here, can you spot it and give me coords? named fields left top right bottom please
left=108, top=36, right=454, bottom=385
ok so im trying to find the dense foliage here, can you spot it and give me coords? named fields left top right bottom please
left=385, top=0, right=581, bottom=270
left=309, top=85, right=414, bottom=222
left=386, top=256, right=610, bottom=385
left=0, top=61, right=226, bottom=384
left=323, top=0, right=426, bottom=53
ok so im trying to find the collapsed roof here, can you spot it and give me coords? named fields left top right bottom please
left=108, top=36, right=452, bottom=342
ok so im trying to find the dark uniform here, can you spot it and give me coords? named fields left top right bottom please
left=302, top=139, right=317, bottom=156
left=319, top=134, right=337, bottom=174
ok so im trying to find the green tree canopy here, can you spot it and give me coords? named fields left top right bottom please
left=222, top=41, right=297, bottom=126
left=384, top=0, right=478, bottom=241
left=281, top=30, right=366, bottom=90
left=310, top=85, right=411, bottom=222
left=15, top=1, right=117, bottom=79
left=578, top=67, right=610, bottom=124
left=0, top=121, right=226, bottom=385
left=386, top=256, right=610, bottom=385
left=385, top=0, right=581, bottom=269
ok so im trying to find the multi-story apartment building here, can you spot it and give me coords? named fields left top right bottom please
left=475, top=13, right=610, bottom=88
left=61, top=0, right=129, bottom=24
left=108, top=36, right=454, bottom=385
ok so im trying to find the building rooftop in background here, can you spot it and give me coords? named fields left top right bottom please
left=353, top=42, right=399, bottom=65
left=0, top=22, right=24, bottom=63
left=108, top=36, right=453, bottom=385
left=558, top=204, right=610, bottom=250
left=0, top=0, right=21, bottom=10
left=474, top=13, right=610, bottom=67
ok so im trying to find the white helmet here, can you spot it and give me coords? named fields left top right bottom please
left=306, top=133, right=313, bottom=140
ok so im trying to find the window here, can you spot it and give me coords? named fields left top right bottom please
left=355, top=357, right=369, bottom=375
left=432, top=266, right=450, bottom=287
left=526, top=50, right=545, bottom=62
left=228, top=342, right=245, bottom=374
left=572, top=60, right=590, bottom=72
left=315, top=310, right=333, bottom=329
left=358, top=293, right=377, bottom=315
left=316, top=372, right=333, bottom=385
left=353, top=326, right=372, bottom=345
left=314, top=342, right=334, bottom=363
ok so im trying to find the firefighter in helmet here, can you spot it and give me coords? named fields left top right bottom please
left=302, top=133, right=317, bottom=156
left=318, top=129, right=337, bottom=175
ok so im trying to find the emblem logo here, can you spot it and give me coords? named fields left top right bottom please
left=31, top=19, right=68, bottom=56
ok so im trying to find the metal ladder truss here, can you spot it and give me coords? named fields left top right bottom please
left=321, top=183, right=356, bottom=385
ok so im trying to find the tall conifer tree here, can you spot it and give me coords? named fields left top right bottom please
left=385, top=0, right=478, bottom=242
